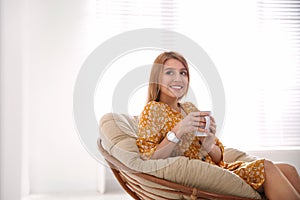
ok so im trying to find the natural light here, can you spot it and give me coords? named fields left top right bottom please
left=94, top=0, right=300, bottom=151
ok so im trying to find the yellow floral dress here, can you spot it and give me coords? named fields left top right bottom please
left=136, top=101, right=265, bottom=190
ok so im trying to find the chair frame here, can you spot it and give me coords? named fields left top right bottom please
left=97, top=139, right=261, bottom=200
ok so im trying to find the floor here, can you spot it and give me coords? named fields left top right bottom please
left=23, top=192, right=132, bottom=200
left=22, top=179, right=133, bottom=200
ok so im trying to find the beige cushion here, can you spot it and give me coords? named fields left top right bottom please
left=99, top=113, right=262, bottom=199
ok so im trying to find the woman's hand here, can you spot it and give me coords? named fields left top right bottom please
left=172, top=112, right=204, bottom=138
left=199, top=115, right=217, bottom=152
left=208, top=115, right=217, bottom=135
left=201, top=132, right=215, bottom=153
left=151, top=111, right=203, bottom=159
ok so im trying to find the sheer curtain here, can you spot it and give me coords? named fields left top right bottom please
left=255, top=0, right=300, bottom=148
left=94, top=0, right=300, bottom=150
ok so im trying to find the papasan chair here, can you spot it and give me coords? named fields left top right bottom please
left=98, top=113, right=264, bottom=200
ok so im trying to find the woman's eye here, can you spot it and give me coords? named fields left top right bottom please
left=166, top=71, right=174, bottom=75
left=181, top=71, right=187, bottom=76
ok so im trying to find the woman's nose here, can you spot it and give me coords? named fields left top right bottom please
left=173, top=72, right=182, bottom=82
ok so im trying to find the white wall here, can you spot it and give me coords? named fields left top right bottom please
left=24, top=0, right=103, bottom=193
left=0, top=0, right=23, bottom=199
left=1, top=0, right=106, bottom=197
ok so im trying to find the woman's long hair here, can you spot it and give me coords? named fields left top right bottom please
left=147, top=51, right=190, bottom=102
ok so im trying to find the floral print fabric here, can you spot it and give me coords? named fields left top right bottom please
left=136, top=101, right=265, bottom=190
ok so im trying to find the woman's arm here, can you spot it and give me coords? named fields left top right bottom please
left=150, top=133, right=178, bottom=159
left=150, top=124, right=181, bottom=159
left=136, top=102, right=166, bottom=159
left=151, top=112, right=204, bottom=159
left=207, top=143, right=222, bottom=164
left=200, top=116, right=223, bottom=164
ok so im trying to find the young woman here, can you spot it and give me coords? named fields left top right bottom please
left=136, top=51, right=300, bottom=200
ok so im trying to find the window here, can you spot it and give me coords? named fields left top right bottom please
left=255, top=0, right=300, bottom=148
left=94, top=0, right=300, bottom=150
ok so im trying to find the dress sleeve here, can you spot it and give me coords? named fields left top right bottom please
left=136, top=101, right=166, bottom=160
left=182, top=102, right=199, bottom=113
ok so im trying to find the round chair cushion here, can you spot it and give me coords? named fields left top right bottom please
left=99, top=113, right=262, bottom=199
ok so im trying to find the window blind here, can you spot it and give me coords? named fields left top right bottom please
left=256, top=0, right=300, bottom=147
left=94, top=0, right=181, bottom=117
left=95, top=0, right=179, bottom=38
left=94, top=0, right=300, bottom=149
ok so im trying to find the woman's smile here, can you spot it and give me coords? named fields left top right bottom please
left=159, top=58, right=189, bottom=101
left=168, top=84, right=184, bottom=96
left=169, top=85, right=183, bottom=90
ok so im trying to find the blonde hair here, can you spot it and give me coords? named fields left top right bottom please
left=147, top=51, right=190, bottom=102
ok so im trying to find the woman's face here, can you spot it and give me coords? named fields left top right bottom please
left=159, top=58, right=189, bottom=101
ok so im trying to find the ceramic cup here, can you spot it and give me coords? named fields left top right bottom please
left=194, top=111, right=211, bottom=137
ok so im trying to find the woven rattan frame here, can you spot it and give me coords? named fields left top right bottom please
left=97, top=139, right=260, bottom=200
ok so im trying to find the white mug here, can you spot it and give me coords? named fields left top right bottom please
left=194, top=111, right=211, bottom=137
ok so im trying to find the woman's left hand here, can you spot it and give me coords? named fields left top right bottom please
left=199, top=115, right=217, bottom=153
left=200, top=115, right=222, bottom=163
left=209, top=116, right=217, bottom=135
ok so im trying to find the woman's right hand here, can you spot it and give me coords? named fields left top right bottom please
left=173, top=112, right=205, bottom=138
